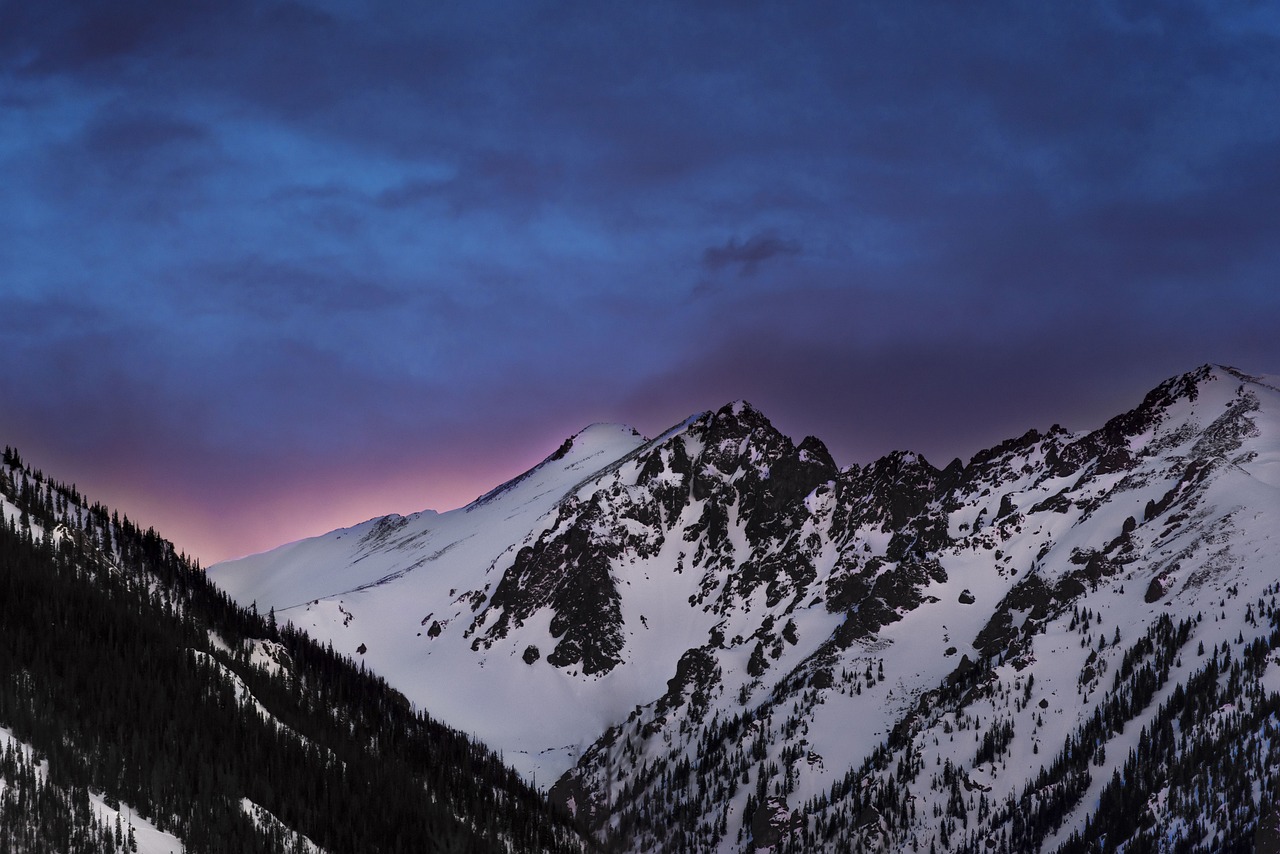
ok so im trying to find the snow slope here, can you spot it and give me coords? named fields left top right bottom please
left=213, top=422, right=654, bottom=780
left=1, top=726, right=185, bottom=854
left=210, top=365, right=1280, bottom=852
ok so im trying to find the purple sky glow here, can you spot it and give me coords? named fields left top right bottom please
left=3, top=1, right=1278, bottom=563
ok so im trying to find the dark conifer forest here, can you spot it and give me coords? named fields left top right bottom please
left=0, top=447, right=585, bottom=853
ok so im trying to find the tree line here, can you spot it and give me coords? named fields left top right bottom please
left=0, top=446, right=585, bottom=853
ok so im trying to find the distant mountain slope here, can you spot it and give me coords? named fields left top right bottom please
left=0, top=448, right=584, bottom=853
left=211, top=365, right=1280, bottom=852
left=212, top=421, right=668, bottom=780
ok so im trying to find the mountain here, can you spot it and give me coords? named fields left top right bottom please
left=0, top=449, right=584, bottom=852
left=210, top=364, right=1280, bottom=852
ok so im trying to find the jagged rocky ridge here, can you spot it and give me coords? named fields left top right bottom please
left=212, top=364, right=1280, bottom=852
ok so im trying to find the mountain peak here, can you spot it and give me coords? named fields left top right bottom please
left=208, top=365, right=1280, bottom=853
left=548, top=422, right=645, bottom=462
left=471, top=422, right=646, bottom=508
left=710, top=398, right=769, bottom=425
left=1149, top=363, right=1224, bottom=404
left=1145, top=362, right=1273, bottom=409
left=696, top=398, right=785, bottom=440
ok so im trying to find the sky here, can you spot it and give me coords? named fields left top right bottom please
left=2, top=1, right=1278, bottom=565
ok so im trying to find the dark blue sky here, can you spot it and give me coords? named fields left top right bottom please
left=3, top=1, right=1278, bottom=562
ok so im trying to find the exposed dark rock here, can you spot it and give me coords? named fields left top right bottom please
left=481, top=497, right=627, bottom=675
left=973, top=575, right=1052, bottom=659
left=654, top=648, right=718, bottom=722
left=824, top=558, right=877, bottom=613
left=782, top=618, right=798, bottom=645
left=547, top=435, right=575, bottom=462
left=1030, top=488, right=1072, bottom=514
left=751, top=796, right=802, bottom=850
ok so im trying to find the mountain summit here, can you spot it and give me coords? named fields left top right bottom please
left=211, top=364, right=1280, bottom=852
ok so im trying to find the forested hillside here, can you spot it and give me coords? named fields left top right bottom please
left=0, top=446, right=584, bottom=853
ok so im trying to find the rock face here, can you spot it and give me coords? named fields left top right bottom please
left=211, top=365, right=1280, bottom=853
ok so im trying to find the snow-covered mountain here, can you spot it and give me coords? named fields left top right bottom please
left=211, top=364, right=1280, bottom=852
left=0, top=447, right=583, bottom=853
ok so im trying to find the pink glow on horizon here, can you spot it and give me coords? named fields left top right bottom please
left=5, top=407, right=660, bottom=568
left=142, top=461, right=536, bottom=565
left=15, top=438, right=560, bottom=567
left=157, top=477, right=487, bottom=565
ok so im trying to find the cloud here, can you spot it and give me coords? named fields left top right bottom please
left=702, top=232, right=802, bottom=277
left=84, top=110, right=208, bottom=151
left=2, top=0, right=1280, bottom=566
left=376, top=179, right=449, bottom=209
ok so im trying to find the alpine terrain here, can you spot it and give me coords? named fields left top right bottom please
left=0, top=449, right=584, bottom=852
left=211, top=364, right=1280, bottom=853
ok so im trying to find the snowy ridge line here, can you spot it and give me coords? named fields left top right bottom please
left=275, top=533, right=479, bottom=613
left=207, top=364, right=1280, bottom=852
left=241, top=798, right=327, bottom=854
left=558, top=411, right=710, bottom=504
left=464, top=422, right=641, bottom=510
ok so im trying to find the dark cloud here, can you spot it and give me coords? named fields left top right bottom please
left=376, top=179, right=449, bottom=209
left=75, top=110, right=219, bottom=192
left=2, top=3, right=166, bottom=73
left=82, top=111, right=209, bottom=153
left=2, top=0, right=1279, bottom=562
left=178, top=256, right=408, bottom=318
left=702, top=233, right=802, bottom=277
